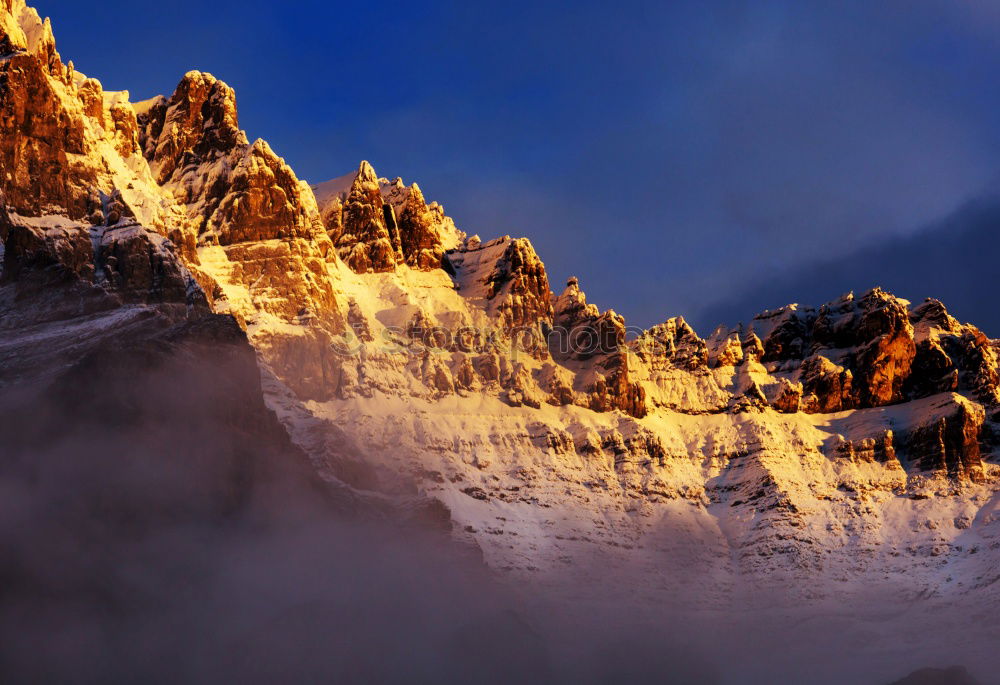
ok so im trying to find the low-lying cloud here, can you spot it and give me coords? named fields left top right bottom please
left=0, top=319, right=993, bottom=685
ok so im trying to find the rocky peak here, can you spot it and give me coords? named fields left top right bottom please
left=355, top=159, right=378, bottom=185
left=910, top=298, right=960, bottom=333
left=314, top=162, right=462, bottom=273
left=551, top=277, right=646, bottom=417
left=632, top=316, right=708, bottom=371
left=0, top=3, right=159, bottom=225
left=708, top=328, right=745, bottom=368
left=848, top=288, right=916, bottom=407
left=552, top=277, right=628, bottom=363
left=705, top=324, right=770, bottom=368
left=1, top=1, right=60, bottom=76
left=139, top=70, right=245, bottom=185
left=754, top=304, right=814, bottom=363
left=552, top=276, right=597, bottom=327
left=484, top=237, right=552, bottom=330
left=746, top=288, right=916, bottom=410
left=446, top=236, right=553, bottom=340
left=396, top=182, right=454, bottom=269
left=136, top=71, right=328, bottom=250
left=908, top=299, right=1000, bottom=405
left=737, top=288, right=1000, bottom=419
left=332, top=160, right=401, bottom=273
left=803, top=288, right=914, bottom=356
left=127, top=64, right=349, bottom=393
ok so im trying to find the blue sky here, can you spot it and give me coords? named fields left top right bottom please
left=33, top=0, right=1000, bottom=333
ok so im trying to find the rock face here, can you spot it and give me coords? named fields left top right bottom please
left=750, top=289, right=917, bottom=410
left=552, top=278, right=646, bottom=417
left=0, top=3, right=90, bottom=219
left=715, top=289, right=999, bottom=417
left=0, top=2, right=161, bottom=226
left=633, top=317, right=708, bottom=371
left=133, top=70, right=348, bottom=395
left=2, top=216, right=203, bottom=321
left=446, top=235, right=553, bottom=337
left=902, top=396, right=986, bottom=481
left=396, top=182, right=452, bottom=269
left=481, top=237, right=553, bottom=333
left=330, top=160, right=401, bottom=272
left=95, top=224, right=202, bottom=307
left=909, top=299, right=1000, bottom=404
left=137, top=70, right=329, bottom=249
left=313, top=161, right=463, bottom=273
left=138, top=73, right=241, bottom=186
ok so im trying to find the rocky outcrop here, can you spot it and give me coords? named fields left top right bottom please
left=2, top=213, right=204, bottom=317
left=707, top=328, right=746, bottom=367
left=909, top=299, right=1000, bottom=404
left=746, top=290, right=999, bottom=416
left=329, top=161, right=401, bottom=272
left=830, top=429, right=897, bottom=465
left=551, top=278, right=622, bottom=361
left=622, top=290, right=998, bottom=451
left=907, top=338, right=960, bottom=398
left=446, top=235, right=553, bottom=341
left=768, top=378, right=803, bottom=413
left=1, top=1, right=171, bottom=242
left=847, top=289, right=916, bottom=406
left=138, top=72, right=243, bottom=186
left=0, top=8, right=209, bottom=318
left=901, top=396, right=986, bottom=481
left=395, top=182, right=454, bottom=269
left=779, top=289, right=915, bottom=409
left=96, top=224, right=204, bottom=308
left=632, top=317, right=708, bottom=371
left=137, top=71, right=330, bottom=251
left=2, top=221, right=94, bottom=284
left=483, top=238, right=553, bottom=334
left=1, top=5, right=120, bottom=222
left=758, top=304, right=813, bottom=362
left=314, top=165, right=462, bottom=273
left=0, top=48, right=93, bottom=219
left=552, top=278, right=646, bottom=418
left=800, top=354, right=855, bottom=413
left=133, top=69, right=346, bottom=373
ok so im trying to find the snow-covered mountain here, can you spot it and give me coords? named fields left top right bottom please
left=3, top=3, right=1000, bottom=677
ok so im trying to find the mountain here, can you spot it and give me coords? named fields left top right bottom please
left=3, top=2, right=1000, bottom=682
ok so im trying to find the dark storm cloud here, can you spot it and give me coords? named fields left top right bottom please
left=693, top=191, right=1000, bottom=338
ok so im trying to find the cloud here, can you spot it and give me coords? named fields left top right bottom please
left=692, top=191, right=1000, bottom=336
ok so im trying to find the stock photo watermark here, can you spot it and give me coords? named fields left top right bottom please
left=330, top=321, right=669, bottom=360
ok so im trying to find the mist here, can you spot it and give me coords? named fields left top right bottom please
left=0, top=314, right=722, bottom=684
left=0, top=314, right=992, bottom=685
